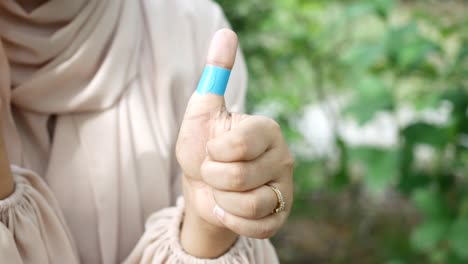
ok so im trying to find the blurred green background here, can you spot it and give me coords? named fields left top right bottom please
left=215, top=0, right=468, bottom=263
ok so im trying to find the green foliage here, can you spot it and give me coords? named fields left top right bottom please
left=216, top=0, right=468, bottom=262
left=350, top=147, right=399, bottom=193
left=448, top=217, right=468, bottom=259
left=345, top=77, right=394, bottom=124
left=410, top=218, right=448, bottom=252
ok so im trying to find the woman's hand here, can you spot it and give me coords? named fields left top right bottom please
left=176, top=29, right=294, bottom=258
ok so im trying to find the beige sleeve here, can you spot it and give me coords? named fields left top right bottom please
left=124, top=198, right=279, bottom=264
left=0, top=166, right=79, bottom=264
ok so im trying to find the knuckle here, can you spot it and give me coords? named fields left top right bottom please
left=246, top=195, right=261, bottom=218
left=268, top=119, right=281, bottom=134
left=284, top=153, right=295, bottom=170
left=199, top=161, right=212, bottom=181
left=229, top=165, right=247, bottom=190
left=205, top=141, right=214, bottom=156
left=199, top=161, right=208, bottom=176
left=256, top=225, right=276, bottom=239
left=233, top=136, right=249, bottom=158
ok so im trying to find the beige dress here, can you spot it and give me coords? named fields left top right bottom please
left=0, top=0, right=279, bottom=263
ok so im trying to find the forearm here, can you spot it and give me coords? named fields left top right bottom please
left=0, top=127, right=14, bottom=199
left=181, top=203, right=238, bottom=258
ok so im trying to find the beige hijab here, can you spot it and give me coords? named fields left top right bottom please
left=1, top=0, right=141, bottom=161
left=0, top=0, right=247, bottom=262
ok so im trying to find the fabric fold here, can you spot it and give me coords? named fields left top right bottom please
left=125, top=197, right=278, bottom=264
left=0, top=165, right=79, bottom=264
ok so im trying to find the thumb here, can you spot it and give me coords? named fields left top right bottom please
left=176, top=29, right=239, bottom=180
left=192, top=29, right=238, bottom=109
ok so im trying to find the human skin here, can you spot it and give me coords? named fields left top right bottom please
left=15, top=0, right=46, bottom=11
left=0, top=111, right=14, bottom=200
left=177, top=29, right=294, bottom=258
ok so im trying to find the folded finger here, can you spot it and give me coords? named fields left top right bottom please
left=213, top=204, right=285, bottom=239
left=206, top=116, right=281, bottom=162
left=201, top=149, right=281, bottom=191
left=212, top=185, right=278, bottom=219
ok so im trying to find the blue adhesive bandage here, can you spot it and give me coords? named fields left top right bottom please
left=196, top=65, right=231, bottom=96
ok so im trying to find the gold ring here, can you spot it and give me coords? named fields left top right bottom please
left=267, top=184, right=285, bottom=214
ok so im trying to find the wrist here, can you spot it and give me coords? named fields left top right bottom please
left=181, top=203, right=238, bottom=258
left=0, top=173, right=14, bottom=200
left=0, top=132, right=14, bottom=200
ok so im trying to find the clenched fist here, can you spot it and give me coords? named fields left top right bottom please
left=176, top=29, right=294, bottom=258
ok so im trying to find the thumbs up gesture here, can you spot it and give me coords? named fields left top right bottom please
left=176, top=29, right=294, bottom=257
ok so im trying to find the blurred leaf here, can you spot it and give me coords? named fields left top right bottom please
left=293, top=159, right=326, bottom=192
left=410, top=218, right=448, bottom=252
left=373, top=0, right=395, bottom=19
left=448, top=218, right=468, bottom=260
left=350, top=147, right=398, bottom=193
left=437, top=173, right=456, bottom=192
left=341, top=42, right=386, bottom=71
left=411, top=188, right=449, bottom=218
left=331, top=138, right=350, bottom=190
left=402, top=122, right=451, bottom=149
left=386, top=23, right=440, bottom=71
left=430, top=249, right=449, bottom=263
left=385, top=260, right=404, bottom=264
left=398, top=171, right=431, bottom=194
left=442, top=89, right=468, bottom=134
left=446, top=252, right=467, bottom=264
left=345, top=2, right=375, bottom=19
left=345, top=77, right=394, bottom=124
left=456, top=39, right=468, bottom=67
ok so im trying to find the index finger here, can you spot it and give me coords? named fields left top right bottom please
left=206, top=116, right=280, bottom=162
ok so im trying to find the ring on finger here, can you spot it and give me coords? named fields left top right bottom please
left=266, top=184, right=285, bottom=214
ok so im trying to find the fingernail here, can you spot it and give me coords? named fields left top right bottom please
left=213, top=205, right=225, bottom=221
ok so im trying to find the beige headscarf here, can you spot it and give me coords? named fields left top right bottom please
left=0, top=0, right=247, bottom=262
left=1, top=0, right=141, bottom=161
